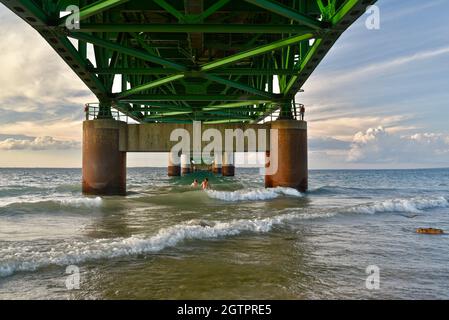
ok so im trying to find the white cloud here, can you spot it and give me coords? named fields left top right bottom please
left=0, top=6, right=95, bottom=151
left=308, top=115, right=409, bottom=141
left=0, top=7, right=94, bottom=105
left=347, top=126, right=449, bottom=163
left=0, top=136, right=80, bottom=151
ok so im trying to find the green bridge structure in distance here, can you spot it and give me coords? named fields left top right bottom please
left=1, top=0, right=376, bottom=124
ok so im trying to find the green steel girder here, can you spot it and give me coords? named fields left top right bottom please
left=91, top=68, right=304, bottom=76
left=201, top=33, right=315, bottom=71
left=75, top=24, right=316, bottom=34
left=1, top=0, right=377, bottom=123
left=120, top=95, right=272, bottom=102
left=60, top=0, right=131, bottom=24
left=67, top=32, right=187, bottom=71
left=243, top=0, right=326, bottom=30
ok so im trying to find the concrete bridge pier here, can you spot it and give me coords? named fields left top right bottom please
left=212, top=152, right=222, bottom=174
left=168, top=151, right=181, bottom=176
left=82, top=119, right=127, bottom=195
left=265, top=120, right=308, bottom=192
left=222, top=151, right=235, bottom=176
left=181, top=153, right=191, bottom=175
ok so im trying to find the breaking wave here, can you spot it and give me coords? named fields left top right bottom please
left=0, top=196, right=103, bottom=211
left=1, top=195, right=448, bottom=277
left=0, top=211, right=327, bottom=277
left=349, top=196, right=449, bottom=214
left=206, top=187, right=303, bottom=201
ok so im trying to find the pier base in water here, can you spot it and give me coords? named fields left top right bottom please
left=167, top=151, right=181, bottom=176
left=212, top=153, right=222, bottom=174
left=181, top=153, right=191, bottom=175
left=82, top=119, right=127, bottom=196
left=222, top=152, right=235, bottom=176
left=265, top=120, right=308, bottom=192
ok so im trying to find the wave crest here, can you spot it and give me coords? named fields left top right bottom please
left=206, top=187, right=303, bottom=201
left=0, top=196, right=103, bottom=211
left=350, top=196, right=449, bottom=214
left=0, top=211, right=325, bottom=277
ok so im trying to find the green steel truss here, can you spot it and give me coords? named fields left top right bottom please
left=1, top=0, right=376, bottom=123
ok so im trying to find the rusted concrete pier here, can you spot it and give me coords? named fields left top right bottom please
left=82, top=119, right=127, bottom=195
left=265, top=120, right=308, bottom=192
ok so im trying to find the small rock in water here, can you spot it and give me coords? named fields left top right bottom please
left=199, top=221, right=214, bottom=228
left=416, top=228, right=444, bottom=235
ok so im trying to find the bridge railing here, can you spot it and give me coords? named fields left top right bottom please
left=265, top=103, right=306, bottom=122
left=84, top=103, right=129, bottom=122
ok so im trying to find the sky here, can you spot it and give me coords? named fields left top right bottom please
left=0, top=0, right=448, bottom=169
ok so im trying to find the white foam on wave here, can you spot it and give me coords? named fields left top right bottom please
left=0, top=196, right=103, bottom=209
left=58, top=197, right=103, bottom=208
left=0, top=210, right=328, bottom=277
left=350, top=196, right=449, bottom=214
left=206, top=187, right=303, bottom=201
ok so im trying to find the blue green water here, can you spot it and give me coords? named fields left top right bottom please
left=0, top=167, right=448, bottom=299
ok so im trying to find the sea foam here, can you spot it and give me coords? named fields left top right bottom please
left=0, top=196, right=103, bottom=210
left=349, top=196, right=449, bottom=214
left=207, top=187, right=303, bottom=201
left=0, top=211, right=324, bottom=277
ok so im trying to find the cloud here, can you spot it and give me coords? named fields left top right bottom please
left=0, top=136, right=80, bottom=151
left=0, top=7, right=94, bottom=105
left=347, top=126, right=449, bottom=163
left=308, top=115, right=410, bottom=141
left=0, top=6, right=94, bottom=144
left=342, top=46, right=449, bottom=84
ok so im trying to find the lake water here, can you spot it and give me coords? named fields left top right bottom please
left=0, top=167, right=448, bottom=299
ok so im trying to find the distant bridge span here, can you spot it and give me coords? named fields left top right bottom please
left=1, top=0, right=376, bottom=123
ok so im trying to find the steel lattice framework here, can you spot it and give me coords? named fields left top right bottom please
left=1, top=0, right=376, bottom=123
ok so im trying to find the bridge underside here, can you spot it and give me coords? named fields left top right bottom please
left=2, top=0, right=375, bottom=124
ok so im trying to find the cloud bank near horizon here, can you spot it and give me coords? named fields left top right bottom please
left=0, top=136, right=80, bottom=151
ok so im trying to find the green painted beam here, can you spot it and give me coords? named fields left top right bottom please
left=243, top=0, right=325, bottom=29
left=144, top=111, right=193, bottom=119
left=57, top=36, right=108, bottom=95
left=3, top=0, right=374, bottom=124
left=204, top=74, right=275, bottom=99
left=119, top=95, right=276, bottom=102
left=91, top=68, right=301, bottom=76
left=201, top=33, right=314, bottom=71
left=16, top=0, right=48, bottom=23
left=132, top=102, right=192, bottom=111
left=331, top=0, right=358, bottom=25
left=203, top=101, right=268, bottom=111
left=283, top=38, right=323, bottom=95
left=152, top=0, right=186, bottom=22
left=189, top=0, right=231, bottom=23
left=67, top=32, right=187, bottom=71
left=117, top=74, right=184, bottom=98
left=76, top=24, right=315, bottom=34
left=60, top=0, right=130, bottom=25
left=204, top=119, right=253, bottom=124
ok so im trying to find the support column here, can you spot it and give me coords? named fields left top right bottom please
left=222, top=151, right=235, bottom=176
left=213, top=152, right=222, bottom=174
left=181, top=153, right=191, bottom=175
left=264, top=150, right=272, bottom=187
left=168, top=151, right=180, bottom=176
left=265, top=120, right=307, bottom=192
left=82, top=119, right=127, bottom=195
